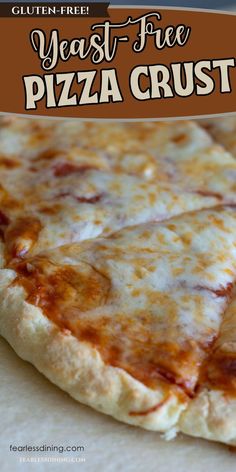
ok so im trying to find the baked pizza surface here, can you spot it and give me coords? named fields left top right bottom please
left=200, top=116, right=236, bottom=158
left=1, top=116, right=236, bottom=445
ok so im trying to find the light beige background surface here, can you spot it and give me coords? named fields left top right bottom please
left=1, top=337, right=236, bottom=472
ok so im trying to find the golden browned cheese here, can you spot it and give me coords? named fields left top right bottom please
left=200, top=350, right=236, bottom=395
left=195, top=190, right=223, bottom=200
left=0, top=210, right=10, bottom=226
left=0, top=156, right=20, bottom=168
left=53, top=163, right=97, bottom=176
left=5, top=217, right=42, bottom=259
left=9, top=256, right=214, bottom=401
left=33, top=149, right=61, bottom=161
left=0, top=184, right=21, bottom=211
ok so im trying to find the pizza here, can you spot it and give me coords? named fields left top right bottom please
left=1, top=116, right=236, bottom=445
left=201, top=116, right=236, bottom=158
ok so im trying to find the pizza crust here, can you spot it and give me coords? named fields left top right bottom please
left=2, top=267, right=236, bottom=445
left=2, top=117, right=236, bottom=447
left=0, top=268, right=186, bottom=434
left=179, top=389, right=236, bottom=445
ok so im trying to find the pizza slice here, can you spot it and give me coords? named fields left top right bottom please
left=0, top=169, right=222, bottom=261
left=1, top=206, right=236, bottom=444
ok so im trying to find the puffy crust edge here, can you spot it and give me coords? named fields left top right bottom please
left=1, top=269, right=236, bottom=445
left=179, top=388, right=236, bottom=445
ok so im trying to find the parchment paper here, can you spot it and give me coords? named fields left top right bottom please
left=1, top=337, right=236, bottom=472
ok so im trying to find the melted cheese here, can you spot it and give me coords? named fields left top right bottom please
left=2, top=117, right=236, bottom=397
left=10, top=207, right=236, bottom=396
left=0, top=118, right=236, bottom=258
left=201, top=117, right=236, bottom=158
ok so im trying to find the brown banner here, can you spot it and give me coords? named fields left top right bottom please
left=0, top=7, right=236, bottom=119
